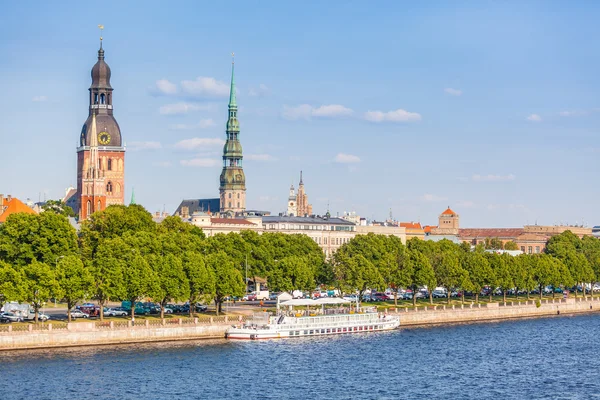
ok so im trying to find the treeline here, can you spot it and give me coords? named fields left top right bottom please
left=1, top=204, right=599, bottom=322
left=331, top=232, right=600, bottom=305
left=0, top=205, right=325, bottom=321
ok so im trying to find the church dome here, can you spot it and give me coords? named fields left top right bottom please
left=223, top=140, right=243, bottom=157
left=90, top=48, right=112, bottom=89
left=80, top=114, right=122, bottom=147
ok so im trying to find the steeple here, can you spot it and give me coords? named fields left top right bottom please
left=299, top=170, right=303, bottom=186
left=130, top=187, right=136, bottom=205
left=229, top=53, right=237, bottom=108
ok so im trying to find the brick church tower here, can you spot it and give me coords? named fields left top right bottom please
left=76, top=37, right=125, bottom=220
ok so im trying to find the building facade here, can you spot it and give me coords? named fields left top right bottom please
left=287, top=184, right=297, bottom=216
left=430, top=207, right=459, bottom=235
left=286, top=171, right=312, bottom=217
left=76, top=40, right=125, bottom=220
left=219, top=60, right=246, bottom=216
left=0, top=195, right=37, bottom=223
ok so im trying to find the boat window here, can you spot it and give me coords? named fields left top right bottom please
left=304, top=330, right=308, bottom=335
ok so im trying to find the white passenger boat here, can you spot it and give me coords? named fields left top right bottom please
left=226, top=297, right=400, bottom=340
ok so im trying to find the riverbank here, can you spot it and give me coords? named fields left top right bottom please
left=1, top=297, right=599, bottom=350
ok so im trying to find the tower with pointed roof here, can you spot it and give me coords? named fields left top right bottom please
left=76, top=33, right=126, bottom=219
left=219, top=56, right=246, bottom=216
left=287, top=183, right=297, bottom=216
left=296, top=171, right=312, bottom=216
left=430, top=206, right=460, bottom=236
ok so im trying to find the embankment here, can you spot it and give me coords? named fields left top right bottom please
left=394, top=297, right=600, bottom=327
left=1, top=298, right=599, bottom=350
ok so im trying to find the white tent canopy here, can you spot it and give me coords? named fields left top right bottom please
left=280, top=298, right=319, bottom=306
left=316, top=297, right=351, bottom=305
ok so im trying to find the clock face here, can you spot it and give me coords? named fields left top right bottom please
left=98, top=131, right=111, bottom=145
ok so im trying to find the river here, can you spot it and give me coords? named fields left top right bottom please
left=1, top=314, right=599, bottom=399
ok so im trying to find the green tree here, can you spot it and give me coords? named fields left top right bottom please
left=121, top=253, right=155, bottom=320
left=92, top=237, right=128, bottom=320
left=485, top=238, right=504, bottom=250
left=0, top=261, right=24, bottom=308
left=462, top=251, right=494, bottom=303
left=431, top=240, right=464, bottom=304
left=564, top=251, right=594, bottom=299
left=42, top=199, right=76, bottom=217
left=207, top=251, right=245, bottom=315
left=56, top=255, right=94, bottom=322
left=495, top=254, right=515, bottom=303
left=182, top=251, right=215, bottom=318
left=149, top=253, right=189, bottom=318
left=21, top=261, right=58, bottom=323
left=503, top=241, right=519, bottom=251
left=332, top=253, right=383, bottom=304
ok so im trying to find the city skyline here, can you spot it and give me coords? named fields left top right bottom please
left=1, top=1, right=599, bottom=227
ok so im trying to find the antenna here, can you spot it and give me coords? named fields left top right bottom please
left=98, top=24, right=104, bottom=48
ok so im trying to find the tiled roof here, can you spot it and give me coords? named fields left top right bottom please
left=441, top=207, right=457, bottom=216
left=210, top=218, right=256, bottom=225
left=174, top=198, right=220, bottom=216
left=262, top=215, right=355, bottom=226
left=516, top=233, right=549, bottom=242
left=423, top=225, right=436, bottom=233
left=458, top=228, right=524, bottom=238
left=400, top=222, right=422, bottom=229
left=0, top=196, right=37, bottom=223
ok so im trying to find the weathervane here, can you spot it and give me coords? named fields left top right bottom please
left=98, top=24, right=104, bottom=47
left=232, top=52, right=235, bottom=64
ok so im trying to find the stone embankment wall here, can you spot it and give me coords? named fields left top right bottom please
left=393, top=297, right=600, bottom=327
left=0, top=317, right=234, bottom=351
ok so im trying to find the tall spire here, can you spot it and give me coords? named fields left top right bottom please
left=130, top=187, right=136, bottom=205
left=229, top=52, right=236, bottom=108
left=98, top=24, right=105, bottom=60
left=299, top=170, right=303, bottom=185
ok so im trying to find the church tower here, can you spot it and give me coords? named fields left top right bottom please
left=287, top=183, right=297, bottom=216
left=219, top=56, right=246, bottom=216
left=76, top=34, right=125, bottom=220
left=296, top=171, right=312, bottom=217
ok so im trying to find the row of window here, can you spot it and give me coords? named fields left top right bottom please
left=92, top=92, right=111, bottom=105
left=289, top=325, right=380, bottom=336
left=87, top=157, right=123, bottom=172
left=308, top=236, right=351, bottom=246
left=266, top=224, right=354, bottom=232
left=521, top=246, right=541, bottom=254
left=83, top=182, right=121, bottom=195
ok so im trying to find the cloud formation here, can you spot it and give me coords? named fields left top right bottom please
left=526, top=114, right=542, bottom=122
left=181, top=77, right=229, bottom=97
left=180, top=158, right=220, bottom=167
left=159, top=102, right=216, bottom=115
left=334, top=153, right=361, bottom=163
left=174, top=137, right=224, bottom=151
left=364, top=108, right=422, bottom=122
left=154, top=79, right=178, bottom=95
left=282, top=104, right=353, bottom=120
left=472, top=174, right=516, bottom=182
left=169, top=119, right=216, bottom=130
left=444, top=88, right=462, bottom=96
left=422, top=194, right=448, bottom=202
left=246, top=154, right=277, bottom=161
left=128, top=141, right=162, bottom=151
left=248, top=84, right=270, bottom=97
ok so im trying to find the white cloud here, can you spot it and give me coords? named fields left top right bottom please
left=248, top=84, right=271, bottom=97
left=153, top=161, right=172, bottom=168
left=334, top=153, right=361, bottom=164
left=32, top=95, right=47, bottom=102
left=282, top=104, right=353, bottom=120
left=559, top=110, right=587, bottom=117
left=364, top=108, right=422, bottom=122
left=422, top=194, right=448, bottom=202
left=128, top=141, right=162, bottom=151
left=444, top=88, right=462, bottom=96
left=169, top=119, right=216, bottom=131
left=154, top=79, right=178, bottom=95
left=246, top=154, right=277, bottom=161
left=181, top=77, right=229, bottom=97
left=527, top=114, right=542, bottom=122
left=174, top=137, right=224, bottom=151
left=180, top=158, right=220, bottom=167
left=472, top=174, right=516, bottom=182
left=159, top=102, right=216, bottom=115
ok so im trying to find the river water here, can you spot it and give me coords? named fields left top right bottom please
left=1, top=314, right=600, bottom=400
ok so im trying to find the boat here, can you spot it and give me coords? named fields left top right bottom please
left=226, top=297, right=400, bottom=340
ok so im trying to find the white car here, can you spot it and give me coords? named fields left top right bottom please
left=37, top=312, right=50, bottom=322
left=70, top=309, right=89, bottom=319
left=104, top=308, right=127, bottom=317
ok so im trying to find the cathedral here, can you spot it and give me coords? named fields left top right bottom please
left=287, top=171, right=312, bottom=217
left=72, top=38, right=126, bottom=220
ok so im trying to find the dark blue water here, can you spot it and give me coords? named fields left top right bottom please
left=1, top=314, right=600, bottom=399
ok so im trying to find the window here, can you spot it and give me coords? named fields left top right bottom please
left=237, top=193, right=240, bottom=199
left=228, top=193, right=232, bottom=199
left=87, top=200, right=91, bottom=215
left=107, top=159, right=112, bottom=171
left=97, top=200, right=101, bottom=211
left=535, top=246, right=540, bottom=253
left=100, top=93, right=105, bottom=104
left=528, top=246, right=533, bottom=254
left=228, top=201, right=231, bottom=208
left=237, top=202, right=240, bottom=208
left=106, top=181, right=113, bottom=193
left=521, top=246, right=525, bottom=252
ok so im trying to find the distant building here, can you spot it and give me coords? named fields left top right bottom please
left=429, top=207, right=459, bottom=236
left=356, top=225, right=406, bottom=244
left=523, top=224, right=592, bottom=238
left=285, top=171, right=312, bottom=217
left=0, top=194, right=37, bottom=223
left=399, top=222, right=425, bottom=240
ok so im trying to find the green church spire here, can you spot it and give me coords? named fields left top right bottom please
left=228, top=53, right=236, bottom=108
left=130, top=187, right=136, bottom=205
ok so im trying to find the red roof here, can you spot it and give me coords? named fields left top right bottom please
left=400, top=222, right=423, bottom=229
left=0, top=196, right=37, bottom=223
left=441, top=207, right=456, bottom=216
left=210, top=218, right=255, bottom=225
left=458, top=228, right=524, bottom=239
left=423, top=225, right=436, bottom=233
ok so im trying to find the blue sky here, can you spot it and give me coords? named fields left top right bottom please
left=1, top=1, right=599, bottom=227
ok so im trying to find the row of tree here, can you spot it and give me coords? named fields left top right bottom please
left=1, top=204, right=599, bottom=322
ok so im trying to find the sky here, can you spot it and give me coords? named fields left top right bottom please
left=1, top=1, right=599, bottom=228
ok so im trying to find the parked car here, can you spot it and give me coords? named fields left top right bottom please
left=104, top=308, right=128, bottom=317
left=37, top=312, right=50, bottom=322
left=402, top=292, right=413, bottom=300
left=432, top=290, right=447, bottom=299
left=0, top=312, right=23, bottom=323
left=370, top=292, right=389, bottom=302
left=343, top=294, right=358, bottom=302
left=195, top=304, right=208, bottom=312
left=269, top=293, right=280, bottom=301
left=70, top=309, right=89, bottom=319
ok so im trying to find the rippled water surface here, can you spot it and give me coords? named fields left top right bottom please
left=1, top=314, right=600, bottom=399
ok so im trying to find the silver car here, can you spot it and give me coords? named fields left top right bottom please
left=69, top=309, right=89, bottom=319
